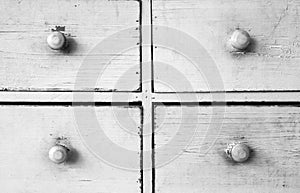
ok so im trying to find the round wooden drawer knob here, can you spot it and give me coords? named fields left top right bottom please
left=226, top=143, right=250, bottom=163
left=47, top=31, right=67, bottom=50
left=229, top=29, right=251, bottom=50
left=48, top=145, right=69, bottom=164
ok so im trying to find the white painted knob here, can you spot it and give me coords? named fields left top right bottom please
left=47, top=31, right=66, bottom=50
left=229, top=29, right=251, bottom=50
left=49, top=145, right=68, bottom=164
left=226, top=143, right=250, bottom=163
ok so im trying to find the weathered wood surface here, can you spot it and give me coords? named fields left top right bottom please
left=0, top=0, right=140, bottom=91
left=2, top=91, right=300, bottom=103
left=0, top=106, right=141, bottom=193
left=154, top=105, right=300, bottom=193
left=153, top=0, right=300, bottom=92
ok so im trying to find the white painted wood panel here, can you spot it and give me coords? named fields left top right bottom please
left=154, top=105, right=300, bottom=192
left=153, top=0, right=300, bottom=92
left=0, top=106, right=141, bottom=193
left=0, top=0, right=140, bottom=91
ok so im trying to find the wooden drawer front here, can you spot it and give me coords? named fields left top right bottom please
left=153, top=0, right=300, bottom=92
left=0, top=106, right=141, bottom=193
left=154, top=105, right=300, bottom=193
left=0, top=0, right=140, bottom=91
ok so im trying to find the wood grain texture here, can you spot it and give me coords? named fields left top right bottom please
left=2, top=92, right=300, bottom=103
left=0, top=106, right=141, bottom=193
left=154, top=105, right=300, bottom=193
left=0, top=0, right=140, bottom=91
left=153, top=0, right=300, bottom=92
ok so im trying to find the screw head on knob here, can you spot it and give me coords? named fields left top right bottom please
left=47, top=31, right=67, bottom=50
left=225, top=143, right=250, bottom=163
left=229, top=29, right=251, bottom=51
left=49, top=145, right=69, bottom=164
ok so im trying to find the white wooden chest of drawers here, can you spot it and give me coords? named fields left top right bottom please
left=0, top=0, right=300, bottom=193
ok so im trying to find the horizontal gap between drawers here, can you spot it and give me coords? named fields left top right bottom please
left=154, top=90, right=300, bottom=94
left=0, top=101, right=142, bottom=106
left=154, top=102, right=300, bottom=106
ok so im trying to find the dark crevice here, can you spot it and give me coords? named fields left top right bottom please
left=151, top=102, right=155, bottom=193
left=0, top=101, right=142, bottom=106
left=154, top=90, right=300, bottom=94
left=154, top=101, right=300, bottom=106
left=138, top=0, right=143, bottom=93
left=150, top=0, right=154, bottom=94
left=138, top=1, right=143, bottom=192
